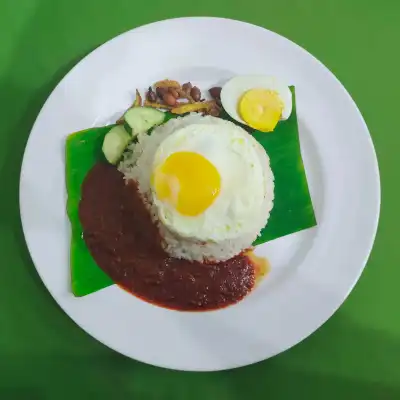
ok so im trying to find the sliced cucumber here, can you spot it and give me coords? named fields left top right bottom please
left=124, top=107, right=166, bottom=137
left=102, top=125, right=131, bottom=165
left=123, top=121, right=132, bottom=135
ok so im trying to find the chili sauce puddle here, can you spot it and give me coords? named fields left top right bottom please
left=79, top=163, right=269, bottom=311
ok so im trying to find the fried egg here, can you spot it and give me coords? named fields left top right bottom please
left=221, top=75, right=292, bottom=132
left=150, top=118, right=273, bottom=242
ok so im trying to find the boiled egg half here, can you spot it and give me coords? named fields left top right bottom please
left=221, top=75, right=292, bottom=132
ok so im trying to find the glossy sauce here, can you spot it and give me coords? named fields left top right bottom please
left=79, top=163, right=266, bottom=311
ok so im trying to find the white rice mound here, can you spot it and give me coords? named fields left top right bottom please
left=119, top=114, right=274, bottom=262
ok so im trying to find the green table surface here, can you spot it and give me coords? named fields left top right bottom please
left=0, top=0, right=398, bottom=398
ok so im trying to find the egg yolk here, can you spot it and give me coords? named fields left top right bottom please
left=153, top=151, right=221, bottom=216
left=239, top=89, right=283, bottom=132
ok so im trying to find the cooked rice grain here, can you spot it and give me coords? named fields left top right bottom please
left=119, top=114, right=274, bottom=262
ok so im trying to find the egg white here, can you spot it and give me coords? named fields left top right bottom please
left=151, top=117, right=273, bottom=242
left=221, top=75, right=293, bottom=128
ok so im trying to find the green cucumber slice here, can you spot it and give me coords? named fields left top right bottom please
left=102, top=125, right=131, bottom=164
left=123, top=121, right=132, bottom=135
left=124, top=107, right=166, bottom=137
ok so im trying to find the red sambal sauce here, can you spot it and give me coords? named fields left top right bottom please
left=79, top=162, right=260, bottom=311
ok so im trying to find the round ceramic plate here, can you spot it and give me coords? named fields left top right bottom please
left=20, top=17, right=380, bottom=371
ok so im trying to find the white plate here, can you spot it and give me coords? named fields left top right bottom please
left=19, top=17, right=380, bottom=371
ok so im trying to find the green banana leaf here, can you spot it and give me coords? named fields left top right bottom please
left=65, top=87, right=316, bottom=297
left=251, top=89, right=316, bottom=244
left=66, top=126, right=115, bottom=296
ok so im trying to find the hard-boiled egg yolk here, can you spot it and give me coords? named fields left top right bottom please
left=153, top=151, right=221, bottom=216
left=239, top=89, right=283, bottom=132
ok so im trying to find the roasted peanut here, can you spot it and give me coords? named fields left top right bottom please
left=169, top=88, right=180, bottom=99
left=182, top=82, right=193, bottom=94
left=178, top=89, right=194, bottom=103
left=190, top=86, right=201, bottom=102
left=209, top=86, right=222, bottom=99
left=208, top=106, right=221, bottom=117
left=162, top=92, right=178, bottom=106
